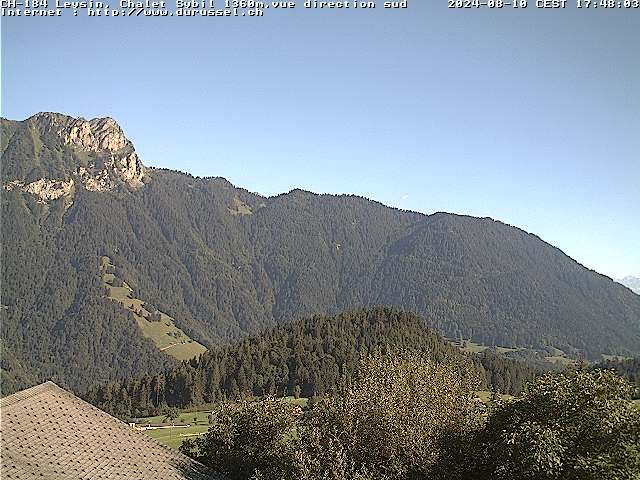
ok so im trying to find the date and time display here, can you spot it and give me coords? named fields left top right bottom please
left=1, top=0, right=637, bottom=17
left=448, top=0, right=639, bottom=7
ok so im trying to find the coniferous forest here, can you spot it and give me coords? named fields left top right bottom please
left=84, top=308, right=539, bottom=418
left=2, top=113, right=640, bottom=395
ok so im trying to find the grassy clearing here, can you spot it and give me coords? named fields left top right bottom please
left=228, top=196, right=253, bottom=216
left=100, top=256, right=206, bottom=361
left=143, top=424, right=211, bottom=450
left=135, top=409, right=210, bottom=449
left=450, top=339, right=518, bottom=355
left=450, top=338, right=582, bottom=369
left=137, top=398, right=309, bottom=449
left=473, top=390, right=514, bottom=403
left=542, top=347, right=575, bottom=366
left=544, top=355, right=575, bottom=366
left=280, top=396, right=309, bottom=408
left=457, top=341, right=487, bottom=354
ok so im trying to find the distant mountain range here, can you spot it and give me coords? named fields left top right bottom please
left=619, top=276, right=640, bottom=295
left=2, top=112, right=639, bottom=394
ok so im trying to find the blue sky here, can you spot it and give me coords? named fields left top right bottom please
left=1, top=4, right=638, bottom=279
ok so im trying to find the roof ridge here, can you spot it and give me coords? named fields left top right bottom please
left=0, top=381, right=62, bottom=408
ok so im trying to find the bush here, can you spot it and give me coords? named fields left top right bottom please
left=298, top=352, right=481, bottom=479
left=180, top=398, right=299, bottom=480
left=180, top=359, right=640, bottom=480
left=182, top=351, right=481, bottom=480
left=473, top=369, right=640, bottom=480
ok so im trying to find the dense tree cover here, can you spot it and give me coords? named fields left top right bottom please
left=84, top=309, right=538, bottom=418
left=183, top=397, right=301, bottom=480
left=475, top=349, right=542, bottom=397
left=472, top=370, right=640, bottom=480
left=3, top=113, right=640, bottom=393
left=595, top=357, right=640, bottom=398
left=181, top=352, right=482, bottom=480
left=0, top=187, right=176, bottom=394
left=180, top=356, right=640, bottom=480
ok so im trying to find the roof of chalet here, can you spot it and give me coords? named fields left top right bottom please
left=0, top=381, right=217, bottom=479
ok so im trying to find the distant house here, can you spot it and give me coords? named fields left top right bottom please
left=0, top=381, right=217, bottom=479
left=132, top=423, right=192, bottom=431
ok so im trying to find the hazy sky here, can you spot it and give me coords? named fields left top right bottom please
left=1, top=4, right=638, bottom=279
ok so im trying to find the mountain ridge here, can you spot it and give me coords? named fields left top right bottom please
left=0, top=112, right=618, bottom=275
left=2, top=112, right=639, bottom=394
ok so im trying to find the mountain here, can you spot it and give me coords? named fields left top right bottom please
left=2, top=112, right=640, bottom=394
left=619, top=276, right=640, bottom=295
left=84, top=308, right=538, bottom=418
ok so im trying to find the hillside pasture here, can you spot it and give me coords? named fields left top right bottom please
left=136, top=410, right=214, bottom=449
left=100, top=256, right=207, bottom=361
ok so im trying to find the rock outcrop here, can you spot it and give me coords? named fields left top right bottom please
left=3, top=113, right=146, bottom=203
left=64, top=117, right=130, bottom=153
left=4, top=178, right=75, bottom=204
left=58, top=114, right=146, bottom=188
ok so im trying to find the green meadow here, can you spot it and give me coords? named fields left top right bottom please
left=100, top=256, right=207, bottom=361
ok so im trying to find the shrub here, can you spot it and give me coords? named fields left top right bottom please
left=298, top=352, right=481, bottom=479
left=180, top=398, right=299, bottom=480
left=474, top=369, right=640, bottom=480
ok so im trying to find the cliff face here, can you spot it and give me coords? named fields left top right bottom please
left=4, top=178, right=75, bottom=204
left=1, top=112, right=145, bottom=203
left=64, top=117, right=130, bottom=152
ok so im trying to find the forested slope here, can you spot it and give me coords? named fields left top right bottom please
left=84, top=308, right=538, bottom=418
left=2, top=112, right=639, bottom=394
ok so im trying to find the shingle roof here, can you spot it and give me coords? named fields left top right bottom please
left=0, top=382, right=217, bottom=479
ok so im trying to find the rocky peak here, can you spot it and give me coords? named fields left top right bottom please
left=64, top=117, right=130, bottom=153
left=33, top=112, right=145, bottom=189
left=3, top=113, right=147, bottom=203
left=32, top=112, right=137, bottom=153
